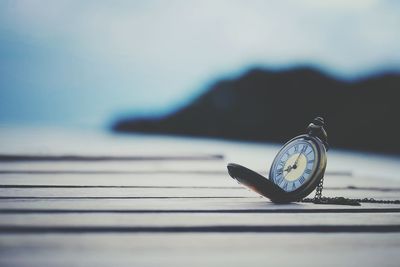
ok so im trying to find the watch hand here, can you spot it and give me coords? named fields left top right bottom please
left=293, top=153, right=303, bottom=168
left=284, top=166, right=292, bottom=172
left=283, top=165, right=293, bottom=177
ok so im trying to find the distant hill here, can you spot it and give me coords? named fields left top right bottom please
left=112, top=67, right=400, bottom=154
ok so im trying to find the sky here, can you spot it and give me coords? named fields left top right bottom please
left=0, top=0, right=399, bottom=128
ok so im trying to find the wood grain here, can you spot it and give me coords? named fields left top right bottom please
left=0, top=130, right=399, bottom=267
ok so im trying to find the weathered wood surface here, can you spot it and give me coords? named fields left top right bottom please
left=0, top=128, right=399, bottom=267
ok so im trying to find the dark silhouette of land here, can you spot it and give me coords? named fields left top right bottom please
left=112, top=67, right=400, bottom=154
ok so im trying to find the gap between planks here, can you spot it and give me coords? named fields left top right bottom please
left=0, top=154, right=224, bottom=162
left=1, top=208, right=399, bottom=214
left=0, top=185, right=398, bottom=191
left=0, top=225, right=399, bottom=233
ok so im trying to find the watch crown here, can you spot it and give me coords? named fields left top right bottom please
left=313, top=117, right=325, bottom=126
left=307, top=117, right=329, bottom=150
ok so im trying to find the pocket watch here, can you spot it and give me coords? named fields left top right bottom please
left=227, top=117, right=329, bottom=203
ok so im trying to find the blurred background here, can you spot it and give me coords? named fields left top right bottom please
left=2, top=2, right=400, bottom=265
left=1, top=0, right=400, bottom=154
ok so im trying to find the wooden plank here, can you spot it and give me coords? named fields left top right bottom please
left=0, top=213, right=398, bottom=227
left=0, top=187, right=256, bottom=198
left=1, top=198, right=399, bottom=212
left=0, top=189, right=399, bottom=203
left=0, top=234, right=399, bottom=267
left=0, top=173, right=236, bottom=187
left=0, top=160, right=225, bottom=173
left=0, top=172, right=398, bottom=189
left=0, top=128, right=399, bottom=267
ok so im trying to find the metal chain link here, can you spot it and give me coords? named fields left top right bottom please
left=300, top=176, right=400, bottom=206
left=314, top=175, right=324, bottom=200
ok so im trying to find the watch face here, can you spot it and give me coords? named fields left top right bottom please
left=270, top=138, right=318, bottom=192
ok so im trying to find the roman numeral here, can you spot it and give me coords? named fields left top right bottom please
left=276, top=177, right=283, bottom=184
left=283, top=182, right=288, bottom=190
left=308, top=159, right=315, bottom=164
left=305, top=169, right=312, bottom=174
left=277, top=168, right=283, bottom=176
left=294, top=145, right=298, bottom=152
left=292, top=183, right=296, bottom=190
left=301, top=145, right=307, bottom=153
left=299, top=176, right=305, bottom=184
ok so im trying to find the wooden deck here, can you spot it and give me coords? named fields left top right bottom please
left=0, top=128, right=399, bottom=267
